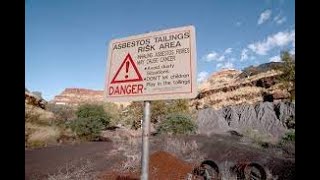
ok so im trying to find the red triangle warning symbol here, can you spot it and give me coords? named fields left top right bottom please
left=111, top=53, right=143, bottom=84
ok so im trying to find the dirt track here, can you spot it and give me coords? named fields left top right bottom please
left=25, top=134, right=295, bottom=180
left=25, top=142, right=117, bottom=180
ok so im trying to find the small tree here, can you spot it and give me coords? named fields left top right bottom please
left=278, top=51, right=295, bottom=100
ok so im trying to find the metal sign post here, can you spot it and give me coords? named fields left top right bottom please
left=104, top=25, right=197, bottom=180
left=141, top=101, right=151, bottom=180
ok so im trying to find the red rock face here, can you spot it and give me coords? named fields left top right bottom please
left=51, top=88, right=104, bottom=106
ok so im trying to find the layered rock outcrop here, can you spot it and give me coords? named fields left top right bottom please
left=50, top=88, right=130, bottom=107
left=192, top=62, right=291, bottom=110
left=51, top=88, right=104, bottom=106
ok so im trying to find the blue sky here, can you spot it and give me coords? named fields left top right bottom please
left=25, top=0, right=295, bottom=100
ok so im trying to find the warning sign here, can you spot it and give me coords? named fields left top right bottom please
left=111, top=53, right=143, bottom=84
left=104, top=25, right=197, bottom=101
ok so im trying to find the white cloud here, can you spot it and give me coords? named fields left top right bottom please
left=258, top=9, right=272, bottom=25
left=274, top=14, right=286, bottom=24
left=216, top=62, right=234, bottom=70
left=204, top=51, right=228, bottom=62
left=274, top=14, right=280, bottom=21
left=269, top=55, right=281, bottom=62
left=276, top=17, right=286, bottom=24
left=197, top=71, right=209, bottom=82
left=248, top=29, right=295, bottom=55
left=224, top=48, right=232, bottom=54
left=218, top=55, right=225, bottom=62
left=250, top=56, right=256, bottom=60
left=236, top=21, right=242, bottom=26
left=204, top=52, right=218, bottom=62
left=240, top=49, right=249, bottom=61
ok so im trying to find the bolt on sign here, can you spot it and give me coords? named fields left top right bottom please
left=104, top=25, right=197, bottom=101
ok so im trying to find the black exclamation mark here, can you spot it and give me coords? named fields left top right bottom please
left=125, top=61, right=129, bottom=79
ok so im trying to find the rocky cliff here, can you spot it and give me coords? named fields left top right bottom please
left=25, top=89, right=47, bottom=109
left=50, top=88, right=104, bottom=106
left=50, top=88, right=130, bottom=107
left=192, top=62, right=291, bottom=110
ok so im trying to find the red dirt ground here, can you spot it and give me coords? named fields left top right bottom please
left=99, top=151, right=195, bottom=180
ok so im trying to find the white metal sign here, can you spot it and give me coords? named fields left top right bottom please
left=104, top=25, right=197, bottom=101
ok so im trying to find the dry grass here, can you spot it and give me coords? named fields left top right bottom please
left=26, top=122, right=61, bottom=148
left=200, top=86, right=264, bottom=109
left=115, top=137, right=141, bottom=173
left=240, top=128, right=277, bottom=148
left=101, top=128, right=142, bottom=143
left=162, top=137, right=204, bottom=163
left=47, top=159, right=96, bottom=180
left=25, top=104, right=54, bottom=124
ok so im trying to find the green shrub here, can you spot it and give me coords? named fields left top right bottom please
left=120, top=102, right=144, bottom=129
left=119, top=99, right=191, bottom=130
left=68, top=104, right=111, bottom=140
left=103, top=102, right=121, bottom=126
left=76, top=104, right=110, bottom=126
left=166, top=99, right=190, bottom=114
left=69, top=117, right=104, bottom=140
left=281, top=130, right=295, bottom=142
left=157, top=113, right=197, bottom=135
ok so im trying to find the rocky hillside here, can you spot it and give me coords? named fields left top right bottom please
left=192, top=62, right=291, bottom=110
left=50, top=88, right=130, bottom=107
left=51, top=88, right=105, bottom=106
left=50, top=62, right=292, bottom=111
left=25, top=89, right=47, bottom=109
left=197, top=101, right=295, bottom=138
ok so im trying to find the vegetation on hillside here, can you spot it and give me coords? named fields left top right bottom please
left=69, top=104, right=111, bottom=140
left=157, top=113, right=197, bottom=135
left=278, top=51, right=295, bottom=101
left=118, top=99, right=192, bottom=130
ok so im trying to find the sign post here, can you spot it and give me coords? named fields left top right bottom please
left=141, top=101, right=150, bottom=180
left=104, top=25, right=197, bottom=179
